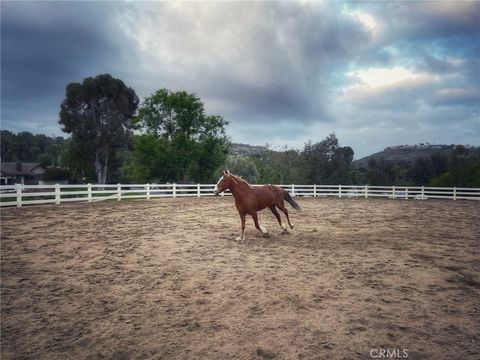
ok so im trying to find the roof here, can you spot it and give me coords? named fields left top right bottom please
left=0, top=162, right=46, bottom=176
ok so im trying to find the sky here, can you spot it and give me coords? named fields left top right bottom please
left=1, top=1, right=479, bottom=158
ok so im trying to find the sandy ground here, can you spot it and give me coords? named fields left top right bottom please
left=1, top=197, right=479, bottom=360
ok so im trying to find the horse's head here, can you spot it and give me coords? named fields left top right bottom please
left=214, top=170, right=232, bottom=195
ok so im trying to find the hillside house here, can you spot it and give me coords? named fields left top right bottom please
left=0, top=162, right=46, bottom=185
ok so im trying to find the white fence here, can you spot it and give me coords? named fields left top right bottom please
left=0, top=183, right=479, bottom=207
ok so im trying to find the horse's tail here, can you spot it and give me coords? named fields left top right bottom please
left=283, top=190, right=301, bottom=210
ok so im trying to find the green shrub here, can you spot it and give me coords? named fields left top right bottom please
left=43, top=167, right=72, bottom=181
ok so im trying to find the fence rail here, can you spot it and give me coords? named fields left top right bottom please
left=0, top=183, right=479, bottom=207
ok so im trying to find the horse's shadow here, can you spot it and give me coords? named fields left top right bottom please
left=224, top=229, right=331, bottom=252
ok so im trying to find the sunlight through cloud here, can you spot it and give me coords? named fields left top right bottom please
left=348, top=66, right=427, bottom=88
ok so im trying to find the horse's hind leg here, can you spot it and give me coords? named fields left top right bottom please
left=251, top=211, right=269, bottom=238
left=269, top=205, right=288, bottom=233
left=278, top=204, right=294, bottom=229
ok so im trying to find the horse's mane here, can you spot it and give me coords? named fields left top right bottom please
left=231, top=174, right=252, bottom=189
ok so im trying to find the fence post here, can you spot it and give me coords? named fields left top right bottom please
left=313, top=184, right=317, bottom=197
left=197, top=183, right=201, bottom=197
left=146, top=183, right=150, bottom=200
left=406, top=188, right=409, bottom=199
left=453, top=187, right=456, bottom=201
left=16, top=183, right=22, bottom=207
left=392, top=185, right=396, bottom=200
left=88, top=183, right=92, bottom=202
left=292, top=184, right=295, bottom=197
left=365, top=185, right=368, bottom=199
left=338, top=184, right=342, bottom=198
left=173, top=183, right=176, bottom=198
left=421, top=186, right=425, bottom=199
left=55, top=183, right=61, bottom=205
left=117, top=183, right=122, bottom=201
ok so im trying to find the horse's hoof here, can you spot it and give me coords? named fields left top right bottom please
left=263, top=233, right=270, bottom=238
left=282, top=228, right=288, bottom=234
left=236, top=237, right=245, bottom=242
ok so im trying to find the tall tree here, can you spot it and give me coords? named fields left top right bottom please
left=430, top=152, right=448, bottom=177
left=219, top=155, right=260, bottom=183
left=410, top=157, right=433, bottom=185
left=253, top=145, right=312, bottom=184
left=0, top=130, right=17, bottom=161
left=303, top=133, right=354, bottom=184
left=128, top=89, right=229, bottom=183
left=58, top=74, right=138, bottom=183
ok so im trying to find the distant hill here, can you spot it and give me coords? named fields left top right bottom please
left=229, top=141, right=480, bottom=167
left=230, top=143, right=267, bottom=156
left=354, top=144, right=480, bottom=167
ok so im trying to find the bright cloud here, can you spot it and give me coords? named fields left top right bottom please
left=348, top=66, right=431, bottom=88
left=344, top=9, right=378, bottom=35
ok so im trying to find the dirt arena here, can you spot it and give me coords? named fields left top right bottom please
left=1, top=197, right=479, bottom=359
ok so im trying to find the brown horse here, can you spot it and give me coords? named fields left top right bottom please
left=214, top=170, right=301, bottom=241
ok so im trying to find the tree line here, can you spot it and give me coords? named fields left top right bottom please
left=1, top=73, right=479, bottom=187
left=229, top=133, right=355, bottom=185
left=226, top=142, right=480, bottom=187
left=357, top=147, right=480, bottom=187
left=1, top=130, right=64, bottom=166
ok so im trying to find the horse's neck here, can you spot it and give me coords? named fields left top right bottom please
left=229, top=178, right=252, bottom=197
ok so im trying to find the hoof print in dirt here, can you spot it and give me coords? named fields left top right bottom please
left=256, top=347, right=276, bottom=359
left=179, top=319, right=201, bottom=331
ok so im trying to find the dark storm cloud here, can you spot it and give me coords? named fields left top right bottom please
left=333, top=1, right=480, bottom=156
left=1, top=1, right=479, bottom=157
left=349, top=1, right=480, bottom=78
left=115, top=1, right=373, bottom=126
left=415, top=55, right=455, bottom=74
left=358, top=1, right=480, bottom=41
left=1, top=1, right=135, bottom=134
left=431, top=88, right=480, bottom=108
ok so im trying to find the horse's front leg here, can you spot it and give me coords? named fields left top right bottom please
left=251, top=211, right=269, bottom=238
left=236, top=212, right=246, bottom=241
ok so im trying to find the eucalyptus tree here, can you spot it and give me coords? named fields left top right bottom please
left=59, top=74, right=138, bottom=183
